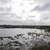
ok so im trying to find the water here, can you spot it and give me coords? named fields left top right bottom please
left=0, top=28, right=36, bottom=37
left=0, top=28, right=50, bottom=50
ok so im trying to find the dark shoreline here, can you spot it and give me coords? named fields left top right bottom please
left=0, top=25, right=50, bottom=29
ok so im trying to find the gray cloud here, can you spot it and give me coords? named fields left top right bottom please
left=32, top=3, right=50, bottom=11
left=0, top=0, right=50, bottom=25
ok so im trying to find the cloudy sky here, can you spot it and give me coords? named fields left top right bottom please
left=0, top=0, right=50, bottom=25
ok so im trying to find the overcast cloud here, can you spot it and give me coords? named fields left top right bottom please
left=0, top=0, right=50, bottom=25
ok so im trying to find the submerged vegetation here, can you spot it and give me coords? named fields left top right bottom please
left=0, top=27, right=50, bottom=50
left=30, top=45, right=50, bottom=50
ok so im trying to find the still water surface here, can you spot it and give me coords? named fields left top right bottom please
left=0, top=28, right=37, bottom=37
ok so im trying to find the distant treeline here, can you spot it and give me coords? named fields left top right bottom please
left=0, top=25, right=50, bottom=32
left=0, top=25, right=50, bottom=29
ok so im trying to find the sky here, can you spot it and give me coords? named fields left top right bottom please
left=0, top=0, right=50, bottom=25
